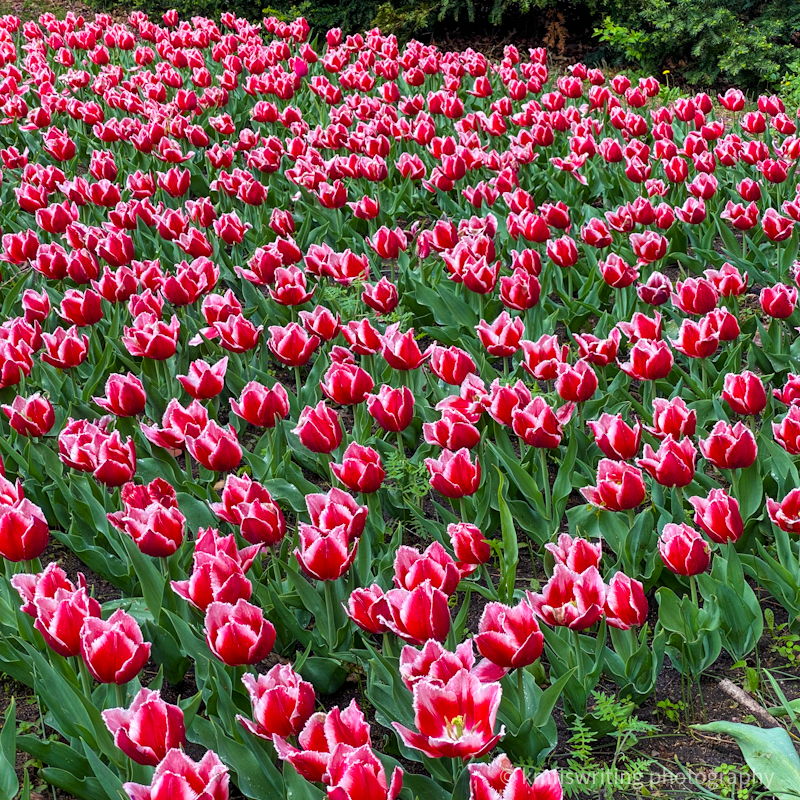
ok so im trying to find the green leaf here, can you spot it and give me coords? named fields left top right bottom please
left=0, top=698, right=17, bottom=800
left=692, top=721, right=800, bottom=800
left=496, top=470, right=518, bottom=604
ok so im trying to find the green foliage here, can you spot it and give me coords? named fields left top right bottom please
left=596, top=0, right=800, bottom=89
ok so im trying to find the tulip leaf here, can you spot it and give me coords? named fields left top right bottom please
left=692, top=721, right=800, bottom=800
left=737, top=460, right=763, bottom=521
left=297, top=656, right=348, bottom=695
left=403, top=774, right=451, bottom=800
left=16, top=735, right=93, bottom=779
left=0, top=698, right=17, bottom=800
left=39, top=768, right=107, bottom=800
left=284, top=763, right=324, bottom=799
left=81, top=741, right=126, bottom=800
left=496, top=471, right=519, bottom=604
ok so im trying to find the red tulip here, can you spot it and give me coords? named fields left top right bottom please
left=646, top=397, right=697, bottom=440
left=574, top=329, right=620, bottom=367
left=658, top=523, right=710, bottom=576
left=393, top=669, right=503, bottom=760
left=630, top=230, right=667, bottom=264
left=380, top=581, right=451, bottom=644
left=331, top=443, right=384, bottom=494
left=295, top=523, right=359, bottom=581
left=300, top=305, right=341, bottom=341
left=273, top=701, right=370, bottom=784
left=123, top=313, right=180, bottom=360
left=186, top=421, right=241, bottom=472
left=425, top=448, right=481, bottom=498
left=141, top=399, right=208, bottom=450
left=429, top=345, right=475, bottom=386
left=367, top=385, right=414, bottom=432
left=698, top=421, right=757, bottom=470
left=670, top=318, right=719, bottom=359
left=722, top=371, right=766, bottom=416
left=204, top=598, right=275, bottom=666
left=93, top=373, right=147, bottom=417
left=326, top=744, right=403, bottom=800
left=618, top=339, right=674, bottom=381
left=381, top=324, right=431, bottom=371
left=230, top=380, right=289, bottom=428
left=767, top=489, right=800, bottom=533
left=448, top=522, right=491, bottom=575
left=689, top=488, right=743, bottom=544
left=581, top=460, right=647, bottom=512
left=475, top=599, right=543, bottom=669
left=307, top=488, right=367, bottom=542
left=368, top=226, right=407, bottom=259
left=321, top=361, right=374, bottom=405
left=80, top=608, right=151, bottom=684
left=638, top=272, right=673, bottom=306
left=21, top=289, right=50, bottom=324
left=604, top=572, right=648, bottom=630
left=269, top=266, right=315, bottom=306
left=123, top=749, right=229, bottom=800
left=102, top=688, right=185, bottom=767
left=520, top=335, right=569, bottom=382
left=587, top=413, right=641, bottom=460
left=346, top=585, right=390, bottom=635
left=773, top=406, right=800, bottom=454
left=470, top=756, right=561, bottom=800
left=599, top=253, right=638, bottom=288
left=637, top=435, right=696, bottom=487
left=527, top=564, right=606, bottom=630
left=545, top=533, right=602, bottom=573
left=618, top=311, right=662, bottom=342
left=1, top=393, right=54, bottom=437
left=41, top=325, right=89, bottom=369
left=177, top=358, right=227, bottom=400
left=342, top=319, right=382, bottom=355
left=486, top=379, right=531, bottom=427
left=362, top=278, right=399, bottom=316
left=762, top=207, right=794, bottom=241
left=424, top=408, right=481, bottom=450
left=57, top=289, right=103, bottom=327
left=394, top=542, right=460, bottom=596
left=760, top=283, right=797, bottom=318
left=512, top=397, right=573, bottom=449
left=673, top=277, right=719, bottom=315
left=268, top=322, right=319, bottom=367
left=238, top=664, right=315, bottom=740
left=293, top=401, right=342, bottom=454
left=476, top=311, right=525, bottom=358
left=705, top=264, right=747, bottom=297
left=555, top=360, right=597, bottom=402
left=499, top=268, right=541, bottom=311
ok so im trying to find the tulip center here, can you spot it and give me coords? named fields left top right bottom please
left=444, top=714, right=466, bottom=740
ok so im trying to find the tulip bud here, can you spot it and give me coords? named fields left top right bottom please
left=80, top=608, right=151, bottom=684
left=604, top=572, right=648, bottom=629
left=658, top=523, right=710, bottom=576
left=237, top=665, right=315, bottom=740
left=204, top=599, right=275, bottom=666
left=331, top=443, right=385, bottom=494
left=475, top=599, right=543, bottom=669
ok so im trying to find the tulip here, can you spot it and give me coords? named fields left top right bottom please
left=362, top=278, right=399, bottom=316
left=21, top=289, right=50, bottom=324
left=762, top=207, right=794, bottom=241
left=672, top=278, right=719, bottom=315
left=448, top=522, right=491, bottom=575
left=93, top=373, right=147, bottom=417
left=760, top=284, right=797, bottom=319
left=379, top=581, right=451, bottom=644
left=102, top=688, right=186, bottom=767
left=393, top=669, right=503, bottom=760
left=123, top=749, right=229, bottom=800
left=637, top=435, right=696, bottom=488
left=512, top=398, right=573, bottom=449
left=604, top=572, right=648, bottom=630
left=394, top=542, right=461, bottom=596
left=486, top=379, right=531, bottom=427
left=424, top=408, right=481, bottom=450
left=475, top=312, right=525, bottom=358
left=204, top=599, right=275, bottom=666
left=342, top=319, right=382, bottom=355
left=587, top=413, right=641, bottom=460
left=767, top=489, right=800, bottom=534
left=599, top=253, right=639, bottom=288
left=237, top=665, right=315, bottom=740
left=722, top=371, right=766, bottom=416
left=186, top=421, right=242, bottom=472
left=326, top=744, right=403, bottom=800
left=268, top=323, right=319, bottom=367
left=618, top=312, right=662, bottom=342
left=331, top=443, right=385, bottom=494
left=293, top=401, right=342, bottom=454
left=425, top=448, right=481, bottom=498
left=300, top=305, right=341, bottom=341
left=469, top=756, right=562, bottom=800
left=58, top=289, right=103, bottom=327
left=689, top=489, right=743, bottom=544
left=555, top=360, right=598, bottom=403
left=545, top=534, right=602, bottom=574
left=658, top=523, right=710, bottom=576
left=141, top=399, right=208, bottom=450
left=230, top=380, right=289, bottom=428
left=618, top=339, right=673, bottom=381
left=698, top=421, right=757, bottom=471
left=346, top=585, right=390, bottom=635
left=177, top=358, right=227, bottom=400
left=1, top=393, right=54, bottom=437
left=123, top=314, right=180, bottom=360
left=520, top=335, right=569, bottom=382
left=80, top=608, right=151, bottom=684
left=499, top=268, right=541, bottom=310
left=528, top=565, right=606, bottom=630
left=429, top=345, right=475, bottom=386
left=41, top=326, right=89, bottom=370
left=774, top=406, right=800, bottom=455
left=320, top=362, right=374, bottom=406
left=295, top=523, right=359, bottom=581
left=273, top=701, right=371, bottom=784
left=581, top=460, right=647, bottom=512
left=307, top=488, right=368, bottom=542
left=475, top=600, right=543, bottom=669
left=574, top=329, right=621, bottom=367
left=366, top=385, right=414, bottom=432
left=381, top=324, right=431, bottom=371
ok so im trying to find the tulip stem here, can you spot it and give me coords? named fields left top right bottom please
left=323, top=579, right=337, bottom=652
left=294, top=365, right=302, bottom=404
left=77, top=658, right=93, bottom=698
left=395, top=431, right=404, bottom=456
left=539, top=448, right=552, bottom=521
left=730, top=468, right=740, bottom=500
left=627, top=508, right=635, bottom=531
left=184, top=451, right=193, bottom=485
left=690, top=575, right=699, bottom=608
left=269, top=547, right=283, bottom=588
left=517, top=666, right=526, bottom=714
left=674, top=486, right=685, bottom=522
left=115, top=682, right=126, bottom=710
left=572, top=628, right=584, bottom=687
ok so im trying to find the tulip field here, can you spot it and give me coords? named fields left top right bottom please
left=3, top=7, right=800, bottom=800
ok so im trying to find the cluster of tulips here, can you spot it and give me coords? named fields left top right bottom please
left=0, top=4, right=799, bottom=799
